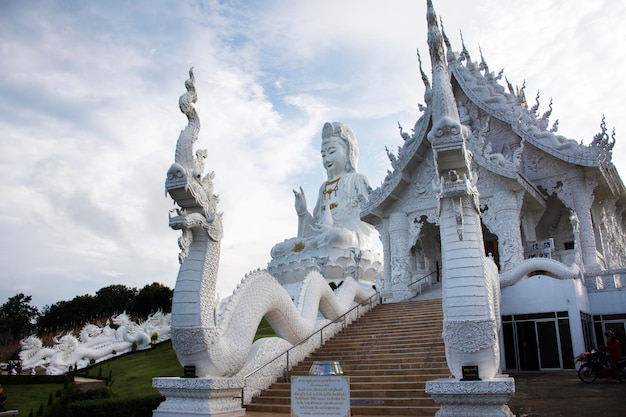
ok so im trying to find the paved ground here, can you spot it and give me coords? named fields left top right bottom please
left=246, top=371, right=626, bottom=417
left=508, top=371, right=625, bottom=417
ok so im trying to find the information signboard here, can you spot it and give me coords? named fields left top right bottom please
left=291, top=375, right=350, bottom=417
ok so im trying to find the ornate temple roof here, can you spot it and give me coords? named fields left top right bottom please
left=361, top=2, right=624, bottom=224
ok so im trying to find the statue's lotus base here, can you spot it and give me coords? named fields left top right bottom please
left=152, top=377, right=245, bottom=417
left=268, top=247, right=382, bottom=285
left=425, top=377, right=515, bottom=417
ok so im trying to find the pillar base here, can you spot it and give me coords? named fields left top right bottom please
left=152, top=377, right=245, bottom=417
left=425, top=377, right=515, bottom=417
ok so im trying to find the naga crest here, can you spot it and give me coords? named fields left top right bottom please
left=165, top=68, right=223, bottom=263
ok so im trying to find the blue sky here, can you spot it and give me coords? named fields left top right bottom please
left=1, top=0, right=625, bottom=309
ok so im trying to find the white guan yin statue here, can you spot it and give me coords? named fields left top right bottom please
left=268, top=122, right=383, bottom=286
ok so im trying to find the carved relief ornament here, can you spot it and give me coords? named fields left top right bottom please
left=443, top=319, right=497, bottom=353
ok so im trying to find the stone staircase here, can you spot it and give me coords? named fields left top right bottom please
left=246, top=298, right=448, bottom=416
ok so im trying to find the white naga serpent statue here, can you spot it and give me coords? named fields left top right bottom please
left=165, top=69, right=375, bottom=378
left=19, top=311, right=168, bottom=375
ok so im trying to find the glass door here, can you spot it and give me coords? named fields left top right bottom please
left=536, top=320, right=561, bottom=369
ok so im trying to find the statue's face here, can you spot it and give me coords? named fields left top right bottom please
left=321, top=137, right=349, bottom=178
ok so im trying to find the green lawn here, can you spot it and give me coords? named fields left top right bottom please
left=4, top=383, right=63, bottom=416
left=4, top=319, right=275, bottom=417
left=84, top=340, right=182, bottom=398
left=4, top=341, right=181, bottom=415
left=4, top=322, right=276, bottom=415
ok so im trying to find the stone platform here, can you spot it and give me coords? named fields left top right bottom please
left=152, top=377, right=245, bottom=417
left=425, top=377, right=515, bottom=417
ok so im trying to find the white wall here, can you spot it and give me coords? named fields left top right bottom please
left=500, top=276, right=590, bottom=366
left=588, top=289, right=626, bottom=315
left=501, top=276, right=589, bottom=315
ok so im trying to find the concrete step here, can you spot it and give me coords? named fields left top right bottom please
left=291, top=355, right=446, bottom=370
left=246, top=298, right=447, bottom=416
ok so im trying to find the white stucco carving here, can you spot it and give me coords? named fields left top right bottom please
left=153, top=377, right=246, bottom=417
left=426, top=377, right=515, bottom=417
left=268, top=122, right=383, bottom=285
left=362, top=0, right=626, bottom=305
left=151, top=1, right=626, bottom=414
left=424, top=2, right=502, bottom=381
left=163, top=70, right=377, bottom=383
left=20, top=311, right=170, bottom=375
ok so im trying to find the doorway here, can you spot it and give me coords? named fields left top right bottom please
left=502, top=312, right=575, bottom=371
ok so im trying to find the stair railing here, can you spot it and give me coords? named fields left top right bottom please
left=241, top=291, right=381, bottom=406
left=408, top=270, right=437, bottom=295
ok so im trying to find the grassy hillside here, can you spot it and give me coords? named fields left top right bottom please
left=4, top=383, right=63, bottom=417
left=88, top=340, right=182, bottom=398
left=5, top=341, right=180, bottom=415
left=5, top=320, right=276, bottom=415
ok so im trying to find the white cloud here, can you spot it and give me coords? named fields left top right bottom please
left=0, top=0, right=624, bottom=310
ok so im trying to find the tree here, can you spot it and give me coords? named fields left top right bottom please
left=134, top=283, right=173, bottom=317
left=0, top=293, right=39, bottom=341
left=38, top=293, right=99, bottom=333
left=94, top=285, right=137, bottom=317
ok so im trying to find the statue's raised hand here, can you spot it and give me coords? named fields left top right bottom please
left=294, top=187, right=307, bottom=216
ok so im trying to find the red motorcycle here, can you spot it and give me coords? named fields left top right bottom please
left=576, top=349, right=626, bottom=383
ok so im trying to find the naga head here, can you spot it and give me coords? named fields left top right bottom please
left=80, top=324, right=103, bottom=341
left=54, top=333, right=79, bottom=352
left=20, top=335, right=43, bottom=351
left=112, top=312, right=131, bottom=326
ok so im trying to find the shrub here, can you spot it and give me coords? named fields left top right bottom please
left=66, top=395, right=164, bottom=417
left=0, top=375, right=69, bottom=385
left=44, top=387, right=113, bottom=417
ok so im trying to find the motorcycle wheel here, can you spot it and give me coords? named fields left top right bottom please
left=578, top=365, right=597, bottom=383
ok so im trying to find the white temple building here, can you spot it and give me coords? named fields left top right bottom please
left=152, top=3, right=626, bottom=415
left=359, top=16, right=626, bottom=372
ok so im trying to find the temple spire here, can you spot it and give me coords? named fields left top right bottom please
left=425, top=0, right=470, bottom=182
left=416, top=48, right=432, bottom=105
left=426, top=0, right=460, bottom=125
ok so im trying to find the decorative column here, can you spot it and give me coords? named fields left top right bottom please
left=389, top=210, right=412, bottom=301
left=153, top=69, right=245, bottom=417
left=520, top=210, right=542, bottom=246
left=556, top=176, right=600, bottom=271
left=423, top=1, right=514, bottom=415
left=491, top=189, right=525, bottom=272
left=376, top=221, right=393, bottom=302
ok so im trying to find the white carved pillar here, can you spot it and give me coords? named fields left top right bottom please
left=438, top=181, right=500, bottom=381
left=492, top=189, right=524, bottom=272
left=569, top=210, right=582, bottom=267
left=389, top=211, right=411, bottom=301
left=424, top=2, right=513, bottom=415
left=557, top=176, right=600, bottom=271
left=376, top=220, right=393, bottom=301
left=520, top=210, right=542, bottom=244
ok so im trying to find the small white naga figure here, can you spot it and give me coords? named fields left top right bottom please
left=269, top=122, right=382, bottom=285
left=19, top=336, right=56, bottom=373
left=19, top=311, right=170, bottom=375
